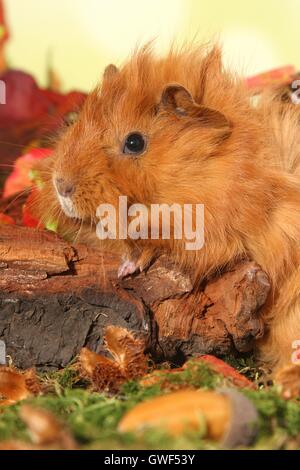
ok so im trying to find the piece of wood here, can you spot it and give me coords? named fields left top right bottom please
left=0, top=224, right=270, bottom=369
left=151, top=262, right=268, bottom=360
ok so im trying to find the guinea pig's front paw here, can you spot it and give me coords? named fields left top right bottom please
left=118, top=248, right=157, bottom=279
left=117, top=259, right=139, bottom=279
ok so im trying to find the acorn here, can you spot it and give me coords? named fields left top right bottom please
left=118, top=388, right=258, bottom=448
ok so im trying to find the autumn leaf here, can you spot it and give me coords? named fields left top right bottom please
left=0, top=440, right=37, bottom=450
left=192, top=355, right=256, bottom=389
left=0, top=405, right=77, bottom=450
left=0, top=367, right=41, bottom=406
left=79, top=326, right=149, bottom=393
left=20, top=405, right=77, bottom=449
left=105, top=326, right=148, bottom=379
left=0, top=213, right=15, bottom=225
left=22, top=189, right=45, bottom=229
left=79, top=348, right=125, bottom=393
left=3, top=148, right=52, bottom=198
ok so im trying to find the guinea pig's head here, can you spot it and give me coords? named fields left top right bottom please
left=51, top=48, right=233, bottom=227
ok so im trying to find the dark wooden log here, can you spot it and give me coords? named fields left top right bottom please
left=0, top=224, right=270, bottom=369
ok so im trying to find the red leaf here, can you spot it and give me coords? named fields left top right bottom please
left=22, top=190, right=44, bottom=229
left=3, top=148, right=52, bottom=198
left=0, top=213, right=15, bottom=225
left=194, top=355, right=256, bottom=389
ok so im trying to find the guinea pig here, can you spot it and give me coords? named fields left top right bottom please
left=33, top=44, right=300, bottom=394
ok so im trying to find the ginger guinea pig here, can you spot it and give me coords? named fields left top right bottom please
left=36, top=45, right=255, bottom=275
left=35, top=44, right=300, bottom=393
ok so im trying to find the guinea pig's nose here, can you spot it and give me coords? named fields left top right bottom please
left=55, top=178, right=75, bottom=198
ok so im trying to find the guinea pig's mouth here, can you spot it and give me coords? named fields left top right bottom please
left=57, top=193, right=80, bottom=220
left=53, top=175, right=81, bottom=220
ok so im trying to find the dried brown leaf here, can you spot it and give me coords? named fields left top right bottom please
left=0, top=440, right=39, bottom=450
left=79, top=347, right=125, bottom=393
left=23, top=369, right=42, bottom=395
left=0, top=367, right=40, bottom=406
left=20, top=405, right=77, bottom=449
left=79, top=347, right=111, bottom=376
left=105, top=326, right=148, bottom=379
left=78, top=326, right=149, bottom=393
left=92, top=361, right=126, bottom=394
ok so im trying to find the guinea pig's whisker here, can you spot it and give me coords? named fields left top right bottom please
left=72, top=217, right=83, bottom=243
left=132, top=240, right=142, bottom=254
left=0, top=140, right=32, bottom=149
left=1, top=187, right=33, bottom=213
left=0, top=163, right=19, bottom=169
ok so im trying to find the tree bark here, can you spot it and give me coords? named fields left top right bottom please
left=0, top=224, right=270, bottom=369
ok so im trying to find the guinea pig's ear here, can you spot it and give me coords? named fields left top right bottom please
left=103, top=64, right=119, bottom=81
left=160, top=84, right=231, bottom=132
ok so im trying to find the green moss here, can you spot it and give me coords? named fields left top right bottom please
left=0, top=404, right=29, bottom=442
left=176, top=360, right=223, bottom=389
left=41, top=366, right=82, bottom=392
left=1, top=358, right=300, bottom=449
left=243, top=388, right=300, bottom=439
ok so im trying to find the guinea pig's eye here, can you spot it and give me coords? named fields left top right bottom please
left=122, top=132, right=147, bottom=156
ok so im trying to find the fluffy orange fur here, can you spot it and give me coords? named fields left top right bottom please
left=33, top=44, right=300, bottom=385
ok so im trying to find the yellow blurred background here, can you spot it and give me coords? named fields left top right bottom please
left=5, top=0, right=300, bottom=92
